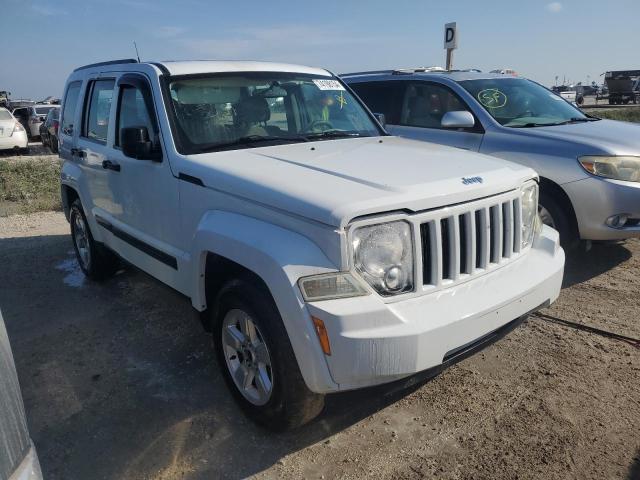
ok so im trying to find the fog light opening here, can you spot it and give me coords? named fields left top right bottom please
left=606, top=214, right=630, bottom=229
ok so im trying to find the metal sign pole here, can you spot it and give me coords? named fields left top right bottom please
left=446, top=48, right=454, bottom=71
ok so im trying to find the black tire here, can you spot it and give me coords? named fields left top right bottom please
left=539, top=191, right=578, bottom=250
left=69, top=200, right=119, bottom=280
left=211, top=277, right=325, bottom=430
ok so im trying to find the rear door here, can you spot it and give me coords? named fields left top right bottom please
left=59, top=81, right=83, bottom=161
left=75, top=77, right=117, bottom=220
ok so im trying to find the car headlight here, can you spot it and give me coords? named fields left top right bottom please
left=521, top=181, right=540, bottom=248
left=578, top=156, right=640, bottom=182
left=352, top=221, right=414, bottom=296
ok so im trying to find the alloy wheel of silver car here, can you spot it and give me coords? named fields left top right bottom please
left=222, top=308, right=273, bottom=406
left=538, top=205, right=556, bottom=229
left=73, top=213, right=91, bottom=269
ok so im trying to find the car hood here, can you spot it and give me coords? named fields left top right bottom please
left=523, top=119, right=640, bottom=155
left=181, top=136, right=535, bottom=228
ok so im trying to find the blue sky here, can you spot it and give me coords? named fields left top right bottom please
left=1, top=0, right=638, bottom=99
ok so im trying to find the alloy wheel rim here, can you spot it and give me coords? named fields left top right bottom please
left=73, top=213, right=91, bottom=269
left=538, top=205, right=556, bottom=229
left=222, top=309, right=273, bottom=406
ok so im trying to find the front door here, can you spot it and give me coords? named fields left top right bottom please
left=387, top=81, right=484, bottom=151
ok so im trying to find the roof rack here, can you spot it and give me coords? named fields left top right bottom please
left=341, top=70, right=395, bottom=77
left=73, top=58, right=138, bottom=72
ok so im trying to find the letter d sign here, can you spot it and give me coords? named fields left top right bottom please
left=444, top=22, right=457, bottom=49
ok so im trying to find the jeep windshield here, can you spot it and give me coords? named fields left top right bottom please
left=459, top=78, right=598, bottom=128
left=167, top=72, right=382, bottom=154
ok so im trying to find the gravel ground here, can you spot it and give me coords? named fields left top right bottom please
left=0, top=212, right=638, bottom=480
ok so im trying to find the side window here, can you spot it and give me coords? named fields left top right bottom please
left=349, top=81, right=403, bottom=124
left=400, top=83, right=471, bottom=129
left=116, top=86, right=155, bottom=146
left=83, top=79, right=115, bottom=143
left=61, top=82, right=81, bottom=136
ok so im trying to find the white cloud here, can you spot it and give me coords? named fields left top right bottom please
left=179, top=25, right=384, bottom=67
left=546, top=2, right=563, bottom=12
left=155, top=26, right=186, bottom=38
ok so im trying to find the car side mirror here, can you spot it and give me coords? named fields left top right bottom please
left=121, top=126, right=160, bottom=161
left=441, top=111, right=476, bottom=129
left=373, top=112, right=386, bottom=128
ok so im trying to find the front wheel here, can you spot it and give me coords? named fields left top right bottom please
left=69, top=200, right=119, bottom=280
left=539, top=192, right=577, bottom=250
left=212, top=277, right=324, bottom=430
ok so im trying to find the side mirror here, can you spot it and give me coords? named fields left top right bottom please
left=373, top=112, right=386, bottom=128
left=121, top=126, right=159, bottom=160
left=441, top=111, right=476, bottom=129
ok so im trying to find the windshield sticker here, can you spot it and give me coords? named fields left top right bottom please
left=335, top=91, right=347, bottom=109
left=478, top=89, right=507, bottom=108
left=313, top=79, right=345, bottom=91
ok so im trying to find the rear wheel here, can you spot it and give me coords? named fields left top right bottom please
left=211, top=277, right=324, bottom=430
left=69, top=200, right=119, bottom=280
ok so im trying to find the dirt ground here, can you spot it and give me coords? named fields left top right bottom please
left=0, top=212, right=638, bottom=480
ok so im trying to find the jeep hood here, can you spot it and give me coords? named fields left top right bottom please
left=181, top=136, right=535, bottom=228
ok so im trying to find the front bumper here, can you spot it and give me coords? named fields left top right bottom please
left=563, top=176, right=640, bottom=240
left=0, top=131, right=28, bottom=150
left=306, top=226, right=564, bottom=392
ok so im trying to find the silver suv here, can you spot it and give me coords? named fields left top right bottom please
left=344, top=70, right=640, bottom=248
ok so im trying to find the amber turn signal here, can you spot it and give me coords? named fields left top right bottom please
left=311, top=316, right=331, bottom=356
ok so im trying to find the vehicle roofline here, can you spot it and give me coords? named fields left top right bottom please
left=73, top=58, right=139, bottom=72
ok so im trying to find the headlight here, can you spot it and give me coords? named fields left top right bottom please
left=521, top=182, right=539, bottom=248
left=352, top=221, right=414, bottom=296
left=578, top=156, right=640, bottom=182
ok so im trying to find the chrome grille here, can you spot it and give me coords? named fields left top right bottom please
left=420, top=193, right=522, bottom=287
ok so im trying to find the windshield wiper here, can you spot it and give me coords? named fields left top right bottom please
left=197, top=135, right=309, bottom=152
left=509, top=122, right=565, bottom=128
left=304, top=130, right=365, bottom=140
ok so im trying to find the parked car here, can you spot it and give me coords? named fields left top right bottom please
left=343, top=70, right=640, bottom=248
left=60, top=59, right=564, bottom=429
left=0, top=91, right=10, bottom=108
left=11, top=105, right=59, bottom=140
left=40, top=107, right=60, bottom=153
left=0, top=107, right=29, bottom=154
left=0, top=310, right=43, bottom=480
left=489, top=68, right=518, bottom=76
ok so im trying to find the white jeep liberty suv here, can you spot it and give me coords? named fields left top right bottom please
left=59, top=59, right=564, bottom=429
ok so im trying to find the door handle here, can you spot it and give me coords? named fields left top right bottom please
left=70, top=148, right=86, bottom=158
left=102, top=160, right=121, bottom=172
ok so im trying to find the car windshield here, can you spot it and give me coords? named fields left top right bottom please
left=35, top=106, right=57, bottom=115
left=0, top=109, right=12, bottom=120
left=167, top=72, right=381, bottom=154
left=459, top=78, right=594, bottom=128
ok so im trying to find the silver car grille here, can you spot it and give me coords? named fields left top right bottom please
left=418, top=189, right=523, bottom=289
